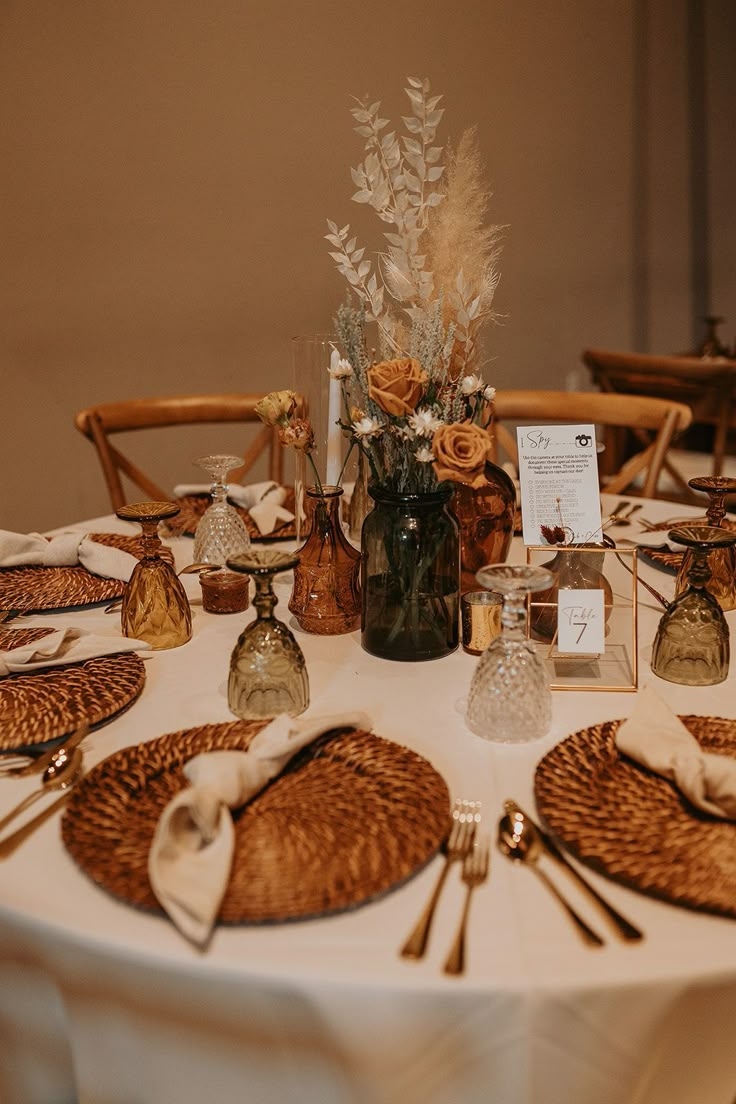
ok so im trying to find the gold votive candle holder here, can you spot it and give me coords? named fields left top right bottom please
left=199, top=569, right=250, bottom=614
left=461, top=590, right=503, bottom=655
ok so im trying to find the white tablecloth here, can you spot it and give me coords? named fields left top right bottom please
left=1, top=497, right=735, bottom=1104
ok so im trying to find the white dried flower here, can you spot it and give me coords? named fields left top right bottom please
left=408, top=407, right=443, bottom=438
left=482, top=384, right=496, bottom=402
left=415, top=446, right=435, bottom=463
left=352, top=416, right=383, bottom=439
left=328, top=357, right=354, bottom=380
left=460, top=373, right=484, bottom=395
left=394, top=423, right=416, bottom=441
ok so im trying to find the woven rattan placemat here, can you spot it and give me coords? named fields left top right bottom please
left=637, top=517, right=736, bottom=574
left=62, top=721, right=451, bottom=924
left=0, top=533, right=172, bottom=611
left=535, top=715, right=736, bottom=917
left=171, top=493, right=297, bottom=542
left=0, top=649, right=146, bottom=751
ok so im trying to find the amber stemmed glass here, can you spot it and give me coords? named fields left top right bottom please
left=226, top=550, right=309, bottom=721
left=652, top=525, right=736, bottom=686
left=192, top=454, right=252, bottom=565
left=116, top=501, right=192, bottom=649
left=674, top=476, right=736, bottom=611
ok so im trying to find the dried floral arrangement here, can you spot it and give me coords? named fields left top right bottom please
left=322, top=77, right=505, bottom=494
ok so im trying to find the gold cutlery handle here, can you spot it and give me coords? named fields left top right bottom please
left=532, top=865, right=605, bottom=947
left=0, top=794, right=69, bottom=859
left=0, top=787, right=49, bottom=834
left=546, top=847, right=643, bottom=941
left=400, top=859, right=452, bottom=959
left=443, top=885, right=474, bottom=976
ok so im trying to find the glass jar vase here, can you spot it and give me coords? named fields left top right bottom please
left=361, top=484, right=460, bottom=661
left=452, top=460, right=516, bottom=594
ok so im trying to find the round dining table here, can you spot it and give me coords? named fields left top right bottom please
left=1, top=494, right=735, bottom=1104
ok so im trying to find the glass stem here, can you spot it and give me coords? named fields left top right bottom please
left=501, top=589, right=527, bottom=640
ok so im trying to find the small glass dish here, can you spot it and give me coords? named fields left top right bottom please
left=199, top=568, right=250, bottom=614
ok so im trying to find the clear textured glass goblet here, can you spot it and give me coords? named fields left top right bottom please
left=192, top=454, right=251, bottom=565
left=652, top=524, right=736, bottom=686
left=116, top=501, right=192, bottom=649
left=226, top=550, right=309, bottom=721
left=466, top=564, right=555, bottom=743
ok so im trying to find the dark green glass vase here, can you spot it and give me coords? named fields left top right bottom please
left=361, top=484, right=460, bottom=661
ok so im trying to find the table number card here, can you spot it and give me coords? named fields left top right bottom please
left=557, top=589, right=606, bottom=655
left=517, top=424, right=602, bottom=545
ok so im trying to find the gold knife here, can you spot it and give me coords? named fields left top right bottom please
left=507, top=800, right=644, bottom=942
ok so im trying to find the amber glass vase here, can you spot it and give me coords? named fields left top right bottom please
left=529, top=544, right=613, bottom=644
left=116, top=501, right=192, bottom=650
left=453, top=461, right=516, bottom=594
left=288, top=486, right=361, bottom=634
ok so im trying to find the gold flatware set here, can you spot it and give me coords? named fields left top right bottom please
left=400, top=796, right=643, bottom=973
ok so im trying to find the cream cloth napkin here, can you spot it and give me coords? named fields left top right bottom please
left=616, top=685, right=736, bottom=819
left=172, top=480, right=294, bottom=535
left=0, top=627, right=150, bottom=677
left=0, top=530, right=137, bottom=581
left=148, top=710, right=372, bottom=947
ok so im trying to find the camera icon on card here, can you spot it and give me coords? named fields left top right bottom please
left=575, top=433, right=593, bottom=448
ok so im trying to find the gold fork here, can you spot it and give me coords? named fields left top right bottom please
left=443, top=836, right=490, bottom=976
left=400, top=799, right=479, bottom=960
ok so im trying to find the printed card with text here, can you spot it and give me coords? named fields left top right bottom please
left=517, top=424, right=602, bottom=545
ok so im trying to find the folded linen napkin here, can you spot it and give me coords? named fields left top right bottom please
left=0, top=626, right=150, bottom=677
left=172, top=480, right=294, bottom=536
left=149, top=710, right=372, bottom=947
left=0, top=530, right=137, bottom=582
left=615, top=685, right=736, bottom=819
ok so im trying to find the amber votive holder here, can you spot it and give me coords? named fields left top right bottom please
left=199, top=569, right=250, bottom=614
left=461, top=590, right=503, bottom=655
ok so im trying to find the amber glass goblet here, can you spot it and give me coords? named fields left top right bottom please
left=192, top=454, right=251, bottom=565
left=674, top=476, right=736, bottom=611
left=116, top=501, right=192, bottom=649
left=652, top=525, right=736, bottom=686
left=226, top=550, right=309, bottom=721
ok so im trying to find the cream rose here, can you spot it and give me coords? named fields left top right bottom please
left=367, top=358, right=427, bottom=418
left=432, top=423, right=493, bottom=488
left=254, top=390, right=297, bottom=426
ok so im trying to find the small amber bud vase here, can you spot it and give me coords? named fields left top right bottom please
left=288, top=485, right=361, bottom=634
left=116, top=501, right=192, bottom=650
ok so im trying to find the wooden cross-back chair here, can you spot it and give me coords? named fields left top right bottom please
left=583, top=347, right=736, bottom=489
left=75, top=394, right=283, bottom=512
left=490, top=389, right=693, bottom=500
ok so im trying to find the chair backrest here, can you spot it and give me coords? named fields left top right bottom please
left=491, top=389, right=693, bottom=499
left=75, top=394, right=283, bottom=511
left=582, top=347, right=736, bottom=479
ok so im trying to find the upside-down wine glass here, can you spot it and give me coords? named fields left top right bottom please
left=116, top=501, right=192, bottom=649
left=652, top=525, right=736, bottom=686
left=192, top=454, right=251, bottom=565
left=226, top=550, right=309, bottom=720
left=465, top=563, right=555, bottom=743
left=673, top=476, right=736, bottom=611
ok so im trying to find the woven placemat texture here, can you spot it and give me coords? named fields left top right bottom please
left=62, top=721, right=450, bottom=924
left=0, top=533, right=173, bottom=611
left=535, top=715, right=736, bottom=917
left=170, top=493, right=297, bottom=541
left=637, top=516, right=736, bottom=574
left=0, top=652, right=146, bottom=750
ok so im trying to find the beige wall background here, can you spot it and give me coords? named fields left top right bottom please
left=1, top=0, right=734, bottom=532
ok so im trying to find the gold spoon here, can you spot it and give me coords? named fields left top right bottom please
left=0, top=747, right=83, bottom=834
left=497, top=810, right=605, bottom=947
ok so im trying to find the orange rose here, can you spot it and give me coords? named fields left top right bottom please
left=279, top=418, right=315, bottom=451
left=367, top=358, right=427, bottom=417
left=432, top=423, right=493, bottom=488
